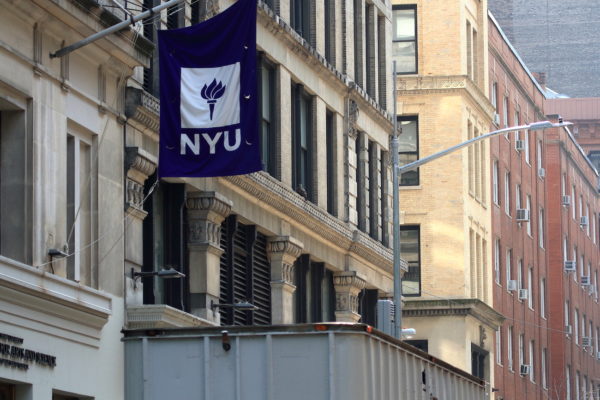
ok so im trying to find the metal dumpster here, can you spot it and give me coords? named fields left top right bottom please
left=124, top=323, right=487, bottom=400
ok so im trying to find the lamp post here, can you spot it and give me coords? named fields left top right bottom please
left=390, top=95, right=571, bottom=339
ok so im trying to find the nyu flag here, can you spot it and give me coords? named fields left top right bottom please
left=158, top=0, right=260, bottom=177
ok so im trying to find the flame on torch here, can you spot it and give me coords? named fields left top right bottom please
left=200, top=79, right=226, bottom=120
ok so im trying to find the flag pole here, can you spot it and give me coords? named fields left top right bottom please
left=49, top=0, right=186, bottom=59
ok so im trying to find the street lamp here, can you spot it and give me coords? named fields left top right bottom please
left=390, top=69, right=572, bottom=338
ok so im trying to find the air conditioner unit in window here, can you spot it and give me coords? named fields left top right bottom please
left=582, top=337, right=593, bottom=347
left=516, top=209, right=530, bottom=222
left=565, top=325, right=573, bottom=335
left=580, top=276, right=591, bottom=286
left=538, top=168, right=546, bottom=178
left=519, top=364, right=530, bottom=376
left=515, top=140, right=525, bottom=151
left=564, top=260, right=576, bottom=272
left=562, top=195, right=571, bottom=206
left=376, top=299, right=395, bottom=336
left=518, top=288, right=529, bottom=300
left=493, top=113, right=500, bottom=126
left=507, top=280, right=518, bottom=291
left=580, top=216, right=589, bottom=227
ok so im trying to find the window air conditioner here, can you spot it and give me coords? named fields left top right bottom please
left=564, top=261, right=576, bottom=272
left=493, top=113, right=501, bottom=126
left=507, top=280, right=518, bottom=291
left=518, top=289, right=528, bottom=300
left=538, top=168, right=545, bottom=178
left=580, top=276, right=591, bottom=286
left=519, top=364, right=530, bottom=376
left=516, top=209, right=530, bottom=222
left=565, top=325, right=573, bottom=335
left=515, top=140, right=525, bottom=151
left=562, top=195, right=571, bottom=206
left=376, top=299, right=395, bottom=336
left=582, top=337, right=593, bottom=347
left=580, top=216, right=589, bottom=227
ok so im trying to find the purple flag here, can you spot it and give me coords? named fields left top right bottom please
left=158, top=0, right=260, bottom=177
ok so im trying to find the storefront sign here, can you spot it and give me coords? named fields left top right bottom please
left=0, top=332, right=56, bottom=370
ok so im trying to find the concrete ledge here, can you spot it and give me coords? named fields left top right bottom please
left=126, top=304, right=217, bottom=329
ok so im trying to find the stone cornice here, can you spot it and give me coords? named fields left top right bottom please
left=223, top=172, right=393, bottom=273
left=257, top=1, right=393, bottom=131
left=403, top=298, right=505, bottom=329
left=126, top=304, right=216, bottom=329
left=125, top=87, right=160, bottom=132
left=397, top=75, right=495, bottom=120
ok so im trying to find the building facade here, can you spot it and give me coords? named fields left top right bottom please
left=393, top=0, right=503, bottom=386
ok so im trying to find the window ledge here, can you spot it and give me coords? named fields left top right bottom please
left=0, top=255, right=111, bottom=330
left=126, top=304, right=217, bottom=329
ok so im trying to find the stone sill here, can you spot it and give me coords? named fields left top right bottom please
left=126, top=304, right=217, bottom=329
left=0, top=255, right=112, bottom=329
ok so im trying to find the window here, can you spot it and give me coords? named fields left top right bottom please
left=518, top=333, right=524, bottom=367
left=575, top=309, right=579, bottom=345
left=540, top=278, right=546, bottom=318
left=142, top=180, right=187, bottom=310
left=576, top=372, right=580, bottom=400
left=353, top=0, right=364, bottom=86
left=526, top=195, right=532, bottom=236
left=514, top=110, right=520, bottom=141
left=507, top=326, right=513, bottom=371
left=380, top=150, right=389, bottom=247
left=515, top=184, right=521, bottom=212
left=166, top=3, right=183, bottom=29
left=528, top=267, right=533, bottom=309
left=494, top=239, right=501, bottom=284
left=524, top=129, right=530, bottom=164
left=294, top=255, right=335, bottom=323
left=529, top=340, right=535, bottom=382
left=572, top=185, right=577, bottom=219
left=358, top=289, right=378, bottom=326
left=537, top=140, right=543, bottom=175
left=259, top=57, right=276, bottom=176
left=562, top=173, right=567, bottom=196
left=324, top=0, right=334, bottom=62
left=0, top=103, right=31, bottom=264
left=401, top=226, right=420, bottom=296
left=392, top=5, right=417, bottom=74
left=517, top=259, right=523, bottom=291
left=143, top=0, right=159, bottom=96
left=326, top=110, right=336, bottom=215
left=538, top=207, right=544, bottom=248
left=541, top=348, right=548, bottom=389
left=219, top=216, right=272, bottom=326
left=496, top=328, right=503, bottom=365
left=491, top=82, right=498, bottom=110
left=398, top=116, right=419, bottom=186
left=503, top=96, right=509, bottom=128
left=566, top=366, right=571, bottom=400
left=368, top=141, right=381, bottom=241
left=291, top=84, right=313, bottom=200
left=505, top=172, right=511, bottom=215
left=466, top=21, right=472, bottom=79
left=506, top=248, right=512, bottom=287
left=66, top=130, right=96, bottom=286
left=471, top=343, right=487, bottom=379
left=492, top=160, right=499, bottom=205
left=291, top=0, right=311, bottom=42
left=565, top=300, right=570, bottom=329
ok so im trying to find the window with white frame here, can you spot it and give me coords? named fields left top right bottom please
left=562, top=173, right=566, bottom=196
left=524, top=129, right=530, bottom=164
left=579, top=195, right=583, bottom=220
left=503, top=96, right=509, bottom=128
left=537, top=140, right=543, bottom=176
left=506, top=248, right=512, bottom=287
left=517, top=259, right=524, bottom=291
left=515, top=184, right=521, bottom=212
left=572, top=185, right=576, bottom=220
left=518, top=333, right=524, bottom=367
left=528, top=267, right=533, bottom=309
left=493, top=160, right=499, bottom=205
left=538, top=207, right=544, bottom=248
left=541, top=347, right=548, bottom=389
left=575, top=309, right=579, bottom=345
left=576, top=371, right=580, bottom=400
left=565, top=300, right=570, bottom=328
left=514, top=110, right=520, bottom=141
left=563, top=236, right=568, bottom=261
left=529, top=340, right=535, bottom=382
left=505, top=171, right=511, bottom=215
left=496, top=328, right=502, bottom=365
left=494, top=239, right=501, bottom=284
left=507, top=325, right=513, bottom=371
left=540, top=278, right=546, bottom=318
left=526, top=195, right=532, bottom=236
left=566, top=366, right=571, bottom=400
left=586, top=204, right=590, bottom=235
left=392, top=5, right=417, bottom=74
left=66, top=129, right=96, bottom=286
left=491, top=82, right=498, bottom=110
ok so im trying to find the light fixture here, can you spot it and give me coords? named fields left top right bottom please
left=211, top=301, right=259, bottom=311
left=130, top=267, right=186, bottom=280
left=48, top=248, right=68, bottom=258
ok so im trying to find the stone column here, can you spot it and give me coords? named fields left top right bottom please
left=267, top=236, right=303, bottom=324
left=124, top=147, right=156, bottom=306
left=186, top=191, right=232, bottom=322
left=333, top=271, right=366, bottom=322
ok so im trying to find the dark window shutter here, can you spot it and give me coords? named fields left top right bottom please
left=253, top=232, right=272, bottom=325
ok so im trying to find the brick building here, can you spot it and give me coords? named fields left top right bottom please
left=489, top=12, right=600, bottom=400
left=488, top=0, right=600, bottom=98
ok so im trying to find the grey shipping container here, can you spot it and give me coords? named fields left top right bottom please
left=124, top=323, right=487, bottom=400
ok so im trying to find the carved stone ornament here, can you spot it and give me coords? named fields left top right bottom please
left=267, top=236, right=304, bottom=285
left=347, top=99, right=360, bottom=138
left=124, top=147, right=156, bottom=219
left=333, top=271, right=366, bottom=314
left=186, top=191, right=232, bottom=247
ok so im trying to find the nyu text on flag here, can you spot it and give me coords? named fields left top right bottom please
left=158, top=0, right=260, bottom=177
